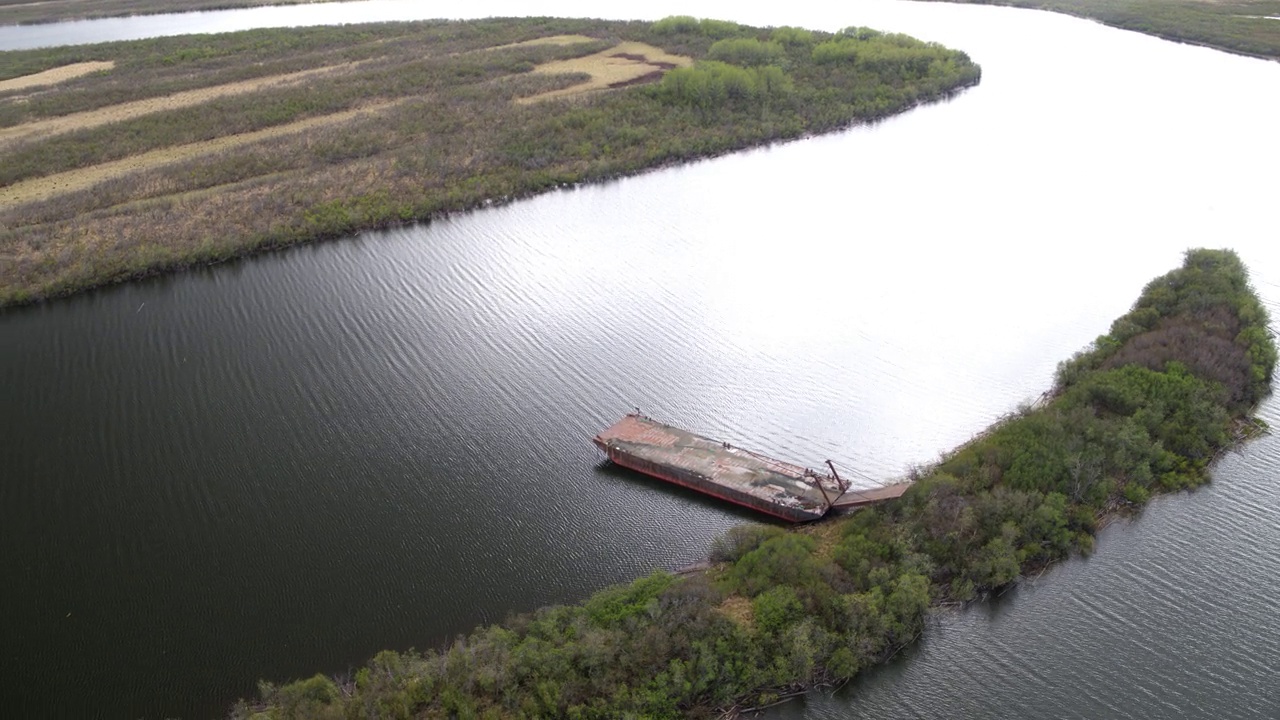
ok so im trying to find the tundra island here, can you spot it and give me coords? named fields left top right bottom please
left=0, top=16, right=979, bottom=306
left=236, top=249, right=1274, bottom=719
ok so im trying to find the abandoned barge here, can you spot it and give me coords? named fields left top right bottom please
left=593, top=413, right=911, bottom=522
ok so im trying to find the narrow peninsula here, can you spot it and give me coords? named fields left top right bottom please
left=918, top=0, right=1280, bottom=60
left=234, top=249, right=1275, bottom=718
left=0, top=17, right=979, bottom=307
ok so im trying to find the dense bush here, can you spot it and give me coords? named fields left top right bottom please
left=652, top=61, right=794, bottom=109
left=650, top=16, right=746, bottom=39
left=1056, top=249, right=1276, bottom=409
left=651, top=15, right=701, bottom=35
left=812, top=38, right=863, bottom=65
left=706, top=38, right=785, bottom=67
left=839, top=27, right=884, bottom=41
left=770, top=26, right=816, bottom=46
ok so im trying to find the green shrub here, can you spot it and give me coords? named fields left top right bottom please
left=651, top=15, right=700, bottom=34
left=584, top=572, right=675, bottom=627
left=727, top=534, right=821, bottom=596
left=771, top=26, right=815, bottom=46
left=752, top=586, right=803, bottom=635
left=699, top=19, right=746, bottom=39
left=262, top=674, right=341, bottom=719
left=653, top=61, right=793, bottom=109
left=1123, top=483, right=1151, bottom=505
left=708, top=523, right=785, bottom=563
left=707, top=38, right=785, bottom=66
left=812, top=39, right=861, bottom=64
left=839, top=26, right=884, bottom=41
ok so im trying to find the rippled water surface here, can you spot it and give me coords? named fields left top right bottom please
left=2, top=2, right=1279, bottom=718
left=772, top=399, right=1280, bottom=720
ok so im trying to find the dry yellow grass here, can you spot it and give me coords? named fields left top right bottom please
left=486, top=34, right=598, bottom=51
left=0, top=100, right=402, bottom=208
left=717, top=595, right=755, bottom=630
left=0, top=62, right=360, bottom=149
left=800, top=517, right=848, bottom=563
left=0, top=61, right=116, bottom=93
left=517, top=41, right=692, bottom=104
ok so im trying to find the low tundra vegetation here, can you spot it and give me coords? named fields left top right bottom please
left=0, top=16, right=979, bottom=306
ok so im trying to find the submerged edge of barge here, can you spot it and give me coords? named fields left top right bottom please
left=593, top=414, right=910, bottom=523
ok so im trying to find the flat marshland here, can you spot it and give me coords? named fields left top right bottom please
left=926, top=0, right=1280, bottom=59
left=0, top=16, right=980, bottom=306
left=0, top=0, right=342, bottom=26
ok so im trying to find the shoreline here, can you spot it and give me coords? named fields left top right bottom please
left=1, top=81, right=978, bottom=311
left=4, top=0, right=1278, bottom=63
left=235, top=249, right=1277, bottom=718
left=0, top=18, right=981, bottom=309
left=912, top=0, right=1280, bottom=62
left=0, top=0, right=344, bottom=27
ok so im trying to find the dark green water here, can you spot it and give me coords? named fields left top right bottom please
left=2, top=2, right=1279, bottom=718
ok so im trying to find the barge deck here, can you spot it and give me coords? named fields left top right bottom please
left=593, top=414, right=909, bottom=522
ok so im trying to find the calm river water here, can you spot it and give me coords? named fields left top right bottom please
left=2, top=2, right=1278, bottom=718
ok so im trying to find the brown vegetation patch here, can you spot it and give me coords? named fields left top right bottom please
left=0, top=101, right=400, bottom=208
left=0, top=62, right=115, bottom=93
left=717, top=595, right=755, bottom=629
left=485, top=34, right=599, bottom=51
left=0, top=62, right=359, bottom=149
left=1101, top=308, right=1253, bottom=406
left=516, top=41, right=692, bottom=104
left=800, top=517, right=849, bottom=562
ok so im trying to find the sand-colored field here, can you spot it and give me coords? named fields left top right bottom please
left=0, top=100, right=401, bottom=208
left=0, top=62, right=359, bottom=149
left=517, top=41, right=692, bottom=104
left=0, top=62, right=116, bottom=93
left=486, top=34, right=598, bottom=51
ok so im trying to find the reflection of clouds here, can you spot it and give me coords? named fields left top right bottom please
left=10, top=0, right=1277, bottom=483
left=9, top=0, right=1276, bottom=506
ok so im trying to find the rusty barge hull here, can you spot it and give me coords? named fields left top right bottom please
left=593, top=414, right=837, bottom=522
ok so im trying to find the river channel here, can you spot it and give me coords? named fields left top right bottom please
left=2, top=2, right=1278, bottom=718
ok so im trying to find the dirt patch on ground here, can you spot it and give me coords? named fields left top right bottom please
left=0, top=61, right=116, bottom=93
left=516, top=41, right=692, bottom=104
left=0, top=100, right=401, bottom=208
left=0, top=62, right=359, bottom=149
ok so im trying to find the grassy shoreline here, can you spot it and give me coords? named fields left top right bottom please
left=0, top=0, right=343, bottom=27
left=914, top=0, right=1280, bottom=60
left=6, top=0, right=1279, bottom=61
left=0, top=17, right=979, bottom=308
left=234, top=249, right=1274, bottom=719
